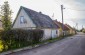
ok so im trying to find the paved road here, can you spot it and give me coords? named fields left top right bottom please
left=9, top=32, right=85, bottom=55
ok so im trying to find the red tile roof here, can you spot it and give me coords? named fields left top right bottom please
left=65, top=24, right=75, bottom=30
left=54, top=20, right=69, bottom=30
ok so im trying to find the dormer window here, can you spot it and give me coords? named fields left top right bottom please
left=20, top=16, right=27, bottom=24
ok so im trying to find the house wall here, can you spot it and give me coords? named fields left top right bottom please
left=68, top=29, right=75, bottom=35
left=70, top=29, right=73, bottom=34
left=58, top=28, right=63, bottom=36
left=64, top=31, right=69, bottom=35
left=71, top=30, right=76, bottom=34
left=13, top=8, right=36, bottom=29
left=42, top=29, right=51, bottom=40
left=42, top=28, right=57, bottom=40
left=52, top=29, right=57, bottom=38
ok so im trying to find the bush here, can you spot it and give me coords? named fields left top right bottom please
left=0, top=29, right=44, bottom=51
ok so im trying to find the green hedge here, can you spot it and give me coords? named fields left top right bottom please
left=0, top=29, right=44, bottom=51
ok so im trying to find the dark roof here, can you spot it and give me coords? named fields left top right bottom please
left=53, top=20, right=60, bottom=28
left=54, top=20, right=69, bottom=30
left=13, top=6, right=58, bottom=28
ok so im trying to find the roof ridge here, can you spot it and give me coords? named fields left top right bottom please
left=21, top=6, right=51, bottom=18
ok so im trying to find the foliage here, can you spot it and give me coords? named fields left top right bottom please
left=0, top=29, right=44, bottom=51
left=0, top=1, right=12, bottom=31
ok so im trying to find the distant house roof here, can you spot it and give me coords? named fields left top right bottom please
left=13, top=6, right=58, bottom=28
left=53, top=20, right=60, bottom=29
left=54, top=20, right=69, bottom=30
left=65, top=24, right=75, bottom=30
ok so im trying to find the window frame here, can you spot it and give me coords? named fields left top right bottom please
left=20, top=16, right=27, bottom=24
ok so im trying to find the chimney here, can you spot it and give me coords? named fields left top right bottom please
left=39, top=11, right=42, bottom=14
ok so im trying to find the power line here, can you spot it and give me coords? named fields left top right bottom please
left=53, top=0, right=61, bottom=6
left=53, top=0, right=85, bottom=11
left=65, top=7, right=85, bottom=11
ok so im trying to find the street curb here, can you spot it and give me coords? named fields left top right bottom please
left=0, top=42, right=50, bottom=55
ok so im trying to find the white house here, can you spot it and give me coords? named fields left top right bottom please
left=12, top=6, right=59, bottom=40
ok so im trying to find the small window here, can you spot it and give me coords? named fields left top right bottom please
left=20, top=16, right=27, bottom=24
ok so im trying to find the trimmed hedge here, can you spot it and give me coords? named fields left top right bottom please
left=0, top=29, right=44, bottom=51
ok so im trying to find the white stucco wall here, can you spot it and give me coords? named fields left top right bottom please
left=13, top=8, right=36, bottom=29
left=42, top=29, right=51, bottom=39
left=52, top=29, right=57, bottom=38
left=42, top=29, right=58, bottom=40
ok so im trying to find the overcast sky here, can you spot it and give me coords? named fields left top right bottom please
left=0, top=0, right=85, bottom=30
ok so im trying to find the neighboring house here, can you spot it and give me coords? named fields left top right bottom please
left=82, top=28, right=85, bottom=33
left=65, top=24, right=76, bottom=35
left=54, top=20, right=69, bottom=36
left=53, top=20, right=61, bottom=36
left=12, top=6, right=59, bottom=40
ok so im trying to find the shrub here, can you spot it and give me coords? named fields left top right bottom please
left=30, top=29, right=44, bottom=43
left=0, top=29, right=44, bottom=51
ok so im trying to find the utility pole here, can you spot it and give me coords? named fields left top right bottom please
left=61, top=5, right=64, bottom=36
left=77, top=23, right=78, bottom=31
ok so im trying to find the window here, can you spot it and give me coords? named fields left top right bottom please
left=20, top=16, right=27, bottom=24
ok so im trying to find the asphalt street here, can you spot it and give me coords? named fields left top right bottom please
left=9, top=32, right=85, bottom=55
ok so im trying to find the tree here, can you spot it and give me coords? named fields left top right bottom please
left=0, top=1, right=12, bottom=31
